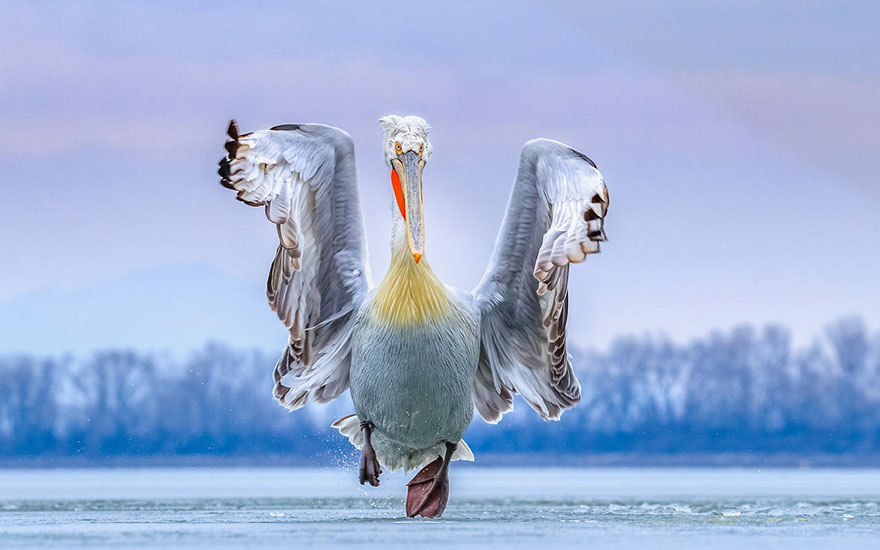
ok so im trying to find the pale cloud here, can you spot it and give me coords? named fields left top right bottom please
left=670, top=72, right=880, bottom=199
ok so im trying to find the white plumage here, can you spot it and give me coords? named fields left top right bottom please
left=220, top=122, right=370, bottom=410
left=218, top=115, right=609, bottom=517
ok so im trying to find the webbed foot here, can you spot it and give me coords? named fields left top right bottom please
left=359, top=421, right=381, bottom=487
left=405, top=442, right=456, bottom=518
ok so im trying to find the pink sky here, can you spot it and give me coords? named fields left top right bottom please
left=1, top=1, right=878, bottom=354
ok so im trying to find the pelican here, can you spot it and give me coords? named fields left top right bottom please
left=218, top=115, right=609, bottom=517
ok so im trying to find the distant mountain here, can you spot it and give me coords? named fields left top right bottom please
left=0, top=264, right=287, bottom=355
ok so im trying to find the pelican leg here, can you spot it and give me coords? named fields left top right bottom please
left=405, top=441, right=456, bottom=518
left=359, top=421, right=381, bottom=486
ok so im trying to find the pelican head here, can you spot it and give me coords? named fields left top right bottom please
left=380, top=115, right=432, bottom=263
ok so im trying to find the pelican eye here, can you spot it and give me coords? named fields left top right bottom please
left=395, top=142, right=402, bottom=154
left=419, top=144, right=424, bottom=155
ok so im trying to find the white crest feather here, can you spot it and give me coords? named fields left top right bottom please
left=380, top=114, right=433, bottom=165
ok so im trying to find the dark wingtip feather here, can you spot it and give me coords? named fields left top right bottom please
left=227, top=119, right=239, bottom=140
left=218, top=158, right=235, bottom=188
left=570, top=148, right=598, bottom=169
left=236, top=190, right=263, bottom=207
left=270, top=123, right=302, bottom=131
left=224, top=139, right=238, bottom=159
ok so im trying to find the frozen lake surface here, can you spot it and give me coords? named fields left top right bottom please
left=1, top=467, right=879, bottom=549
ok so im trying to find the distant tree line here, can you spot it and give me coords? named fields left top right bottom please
left=1, top=317, right=878, bottom=460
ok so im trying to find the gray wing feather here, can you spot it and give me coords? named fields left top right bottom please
left=219, top=120, right=370, bottom=410
left=472, top=138, right=609, bottom=422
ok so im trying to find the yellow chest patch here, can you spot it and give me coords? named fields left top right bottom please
left=372, top=252, right=453, bottom=325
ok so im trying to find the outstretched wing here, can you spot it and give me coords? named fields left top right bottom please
left=219, top=120, right=370, bottom=410
left=472, top=138, right=609, bottom=422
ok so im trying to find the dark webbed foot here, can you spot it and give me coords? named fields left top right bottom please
left=405, top=442, right=456, bottom=518
left=359, top=446, right=381, bottom=486
left=359, top=421, right=381, bottom=487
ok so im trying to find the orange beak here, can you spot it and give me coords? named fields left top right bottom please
left=391, top=151, right=425, bottom=263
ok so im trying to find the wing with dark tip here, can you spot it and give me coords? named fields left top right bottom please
left=219, top=120, right=371, bottom=410
left=472, top=138, right=609, bottom=422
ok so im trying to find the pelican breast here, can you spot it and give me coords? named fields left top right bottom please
left=349, top=286, right=480, bottom=461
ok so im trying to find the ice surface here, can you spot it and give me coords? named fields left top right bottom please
left=1, top=467, right=879, bottom=549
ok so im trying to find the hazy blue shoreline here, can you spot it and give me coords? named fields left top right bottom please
left=4, top=318, right=880, bottom=466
